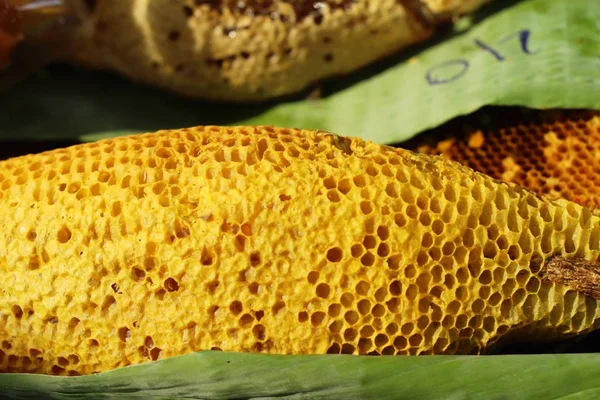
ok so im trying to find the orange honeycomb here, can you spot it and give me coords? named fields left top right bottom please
left=1, top=125, right=600, bottom=376
left=409, top=108, right=600, bottom=211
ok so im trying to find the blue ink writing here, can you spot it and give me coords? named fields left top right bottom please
left=425, top=59, right=470, bottom=85
left=473, top=39, right=505, bottom=61
left=426, top=29, right=539, bottom=86
left=499, top=29, right=540, bottom=55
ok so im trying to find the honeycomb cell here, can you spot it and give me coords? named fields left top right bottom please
left=416, top=314, right=429, bottom=329
left=326, top=247, right=343, bottom=263
left=456, top=268, right=469, bottom=285
left=360, top=325, right=375, bottom=338
left=307, top=271, right=320, bottom=284
left=421, top=232, right=434, bottom=248
left=377, top=243, right=390, bottom=257
left=327, top=343, right=341, bottom=354
left=240, top=314, right=254, bottom=327
left=249, top=252, right=261, bottom=267
left=386, top=297, right=401, bottom=313
left=394, top=213, right=407, bottom=228
left=489, top=292, right=502, bottom=307
left=356, top=281, right=370, bottom=296
left=117, top=327, right=131, bottom=343
left=363, top=235, right=377, bottom=249
left=405, top=284, right=419, bottom=301
left=386, top=323, right=399, bottom=335
left=479, top=286, right=491, bottom=300
left=353, top=175, right=366, bottom=187
left=479, top=270, right=492, bottom=285
left=344, top=311, right=359, bottom=325
left=340, top=293, right=354, bottom=308
left=377, top=226, right=390, bottom=241
left=351, top=244, right=364, bottom=258
left=409, top=334, right=423, bottom=347
left=416, top=196, right=428, bottom=211
left=393, top=336, right=408, bottom=351
left=372, top=304, right=385, bottom=318
left=164, top=278, right=180, bottom=292
left=406, top=205, right=418, bottom=219
left=344, top=328, right=358, bottom=341
left=387, top=254, right=402, bottom=270
left=389, top=280, right=402, bottom=296
left=360, top=252, right=375, bottom=267
left=310, top=312, right=325, bottom=327
left=341, top=344, right=356, bottom=355
left=357, top=299, right=371, bottom=316
left=329, top=320, right=343, bottom=334
left=416, top=251, right=429, bottom=266
left=373, top=287, right=387, bottom=302
left=316, top=283, right=331, bottom=299
left=429, top=285, right=443, bottom=299
left=229, top=301, right=243, bottom=316
left=419, top=212, right=432, bottom=226
left=431, top=219, right=444, bottom=235
left=526, top=276, right=541, bottom=293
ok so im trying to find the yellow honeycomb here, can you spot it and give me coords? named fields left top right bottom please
left=65, top=0, right=433, bottom=101
left=411, top=108, right=600, bottom=211
left=1, top=125, right=600, bottom=376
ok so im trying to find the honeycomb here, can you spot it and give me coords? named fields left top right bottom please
left=424, top=0, right=493, bottom=15
left=410, top=108, right=600, bottom=212
left=1, top=125, right=600, bottom=376
left=64, top=0, right=436, bottom=101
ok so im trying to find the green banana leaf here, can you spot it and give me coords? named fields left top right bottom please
left=1, top=0, right=599, bottom=144
left=3, top=351, right=600, bottom=400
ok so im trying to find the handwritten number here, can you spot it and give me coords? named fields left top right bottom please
left=519, top=30, right=539, bottom=54
left=473, top=39, right=505, bottom=61
left=499, top=29, right=540, bottom=55
left=426, top=29, right=539, bottom=85
left=474, top=30, right=538, bottom=61
left=426, top=60, right=470, bottom=85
